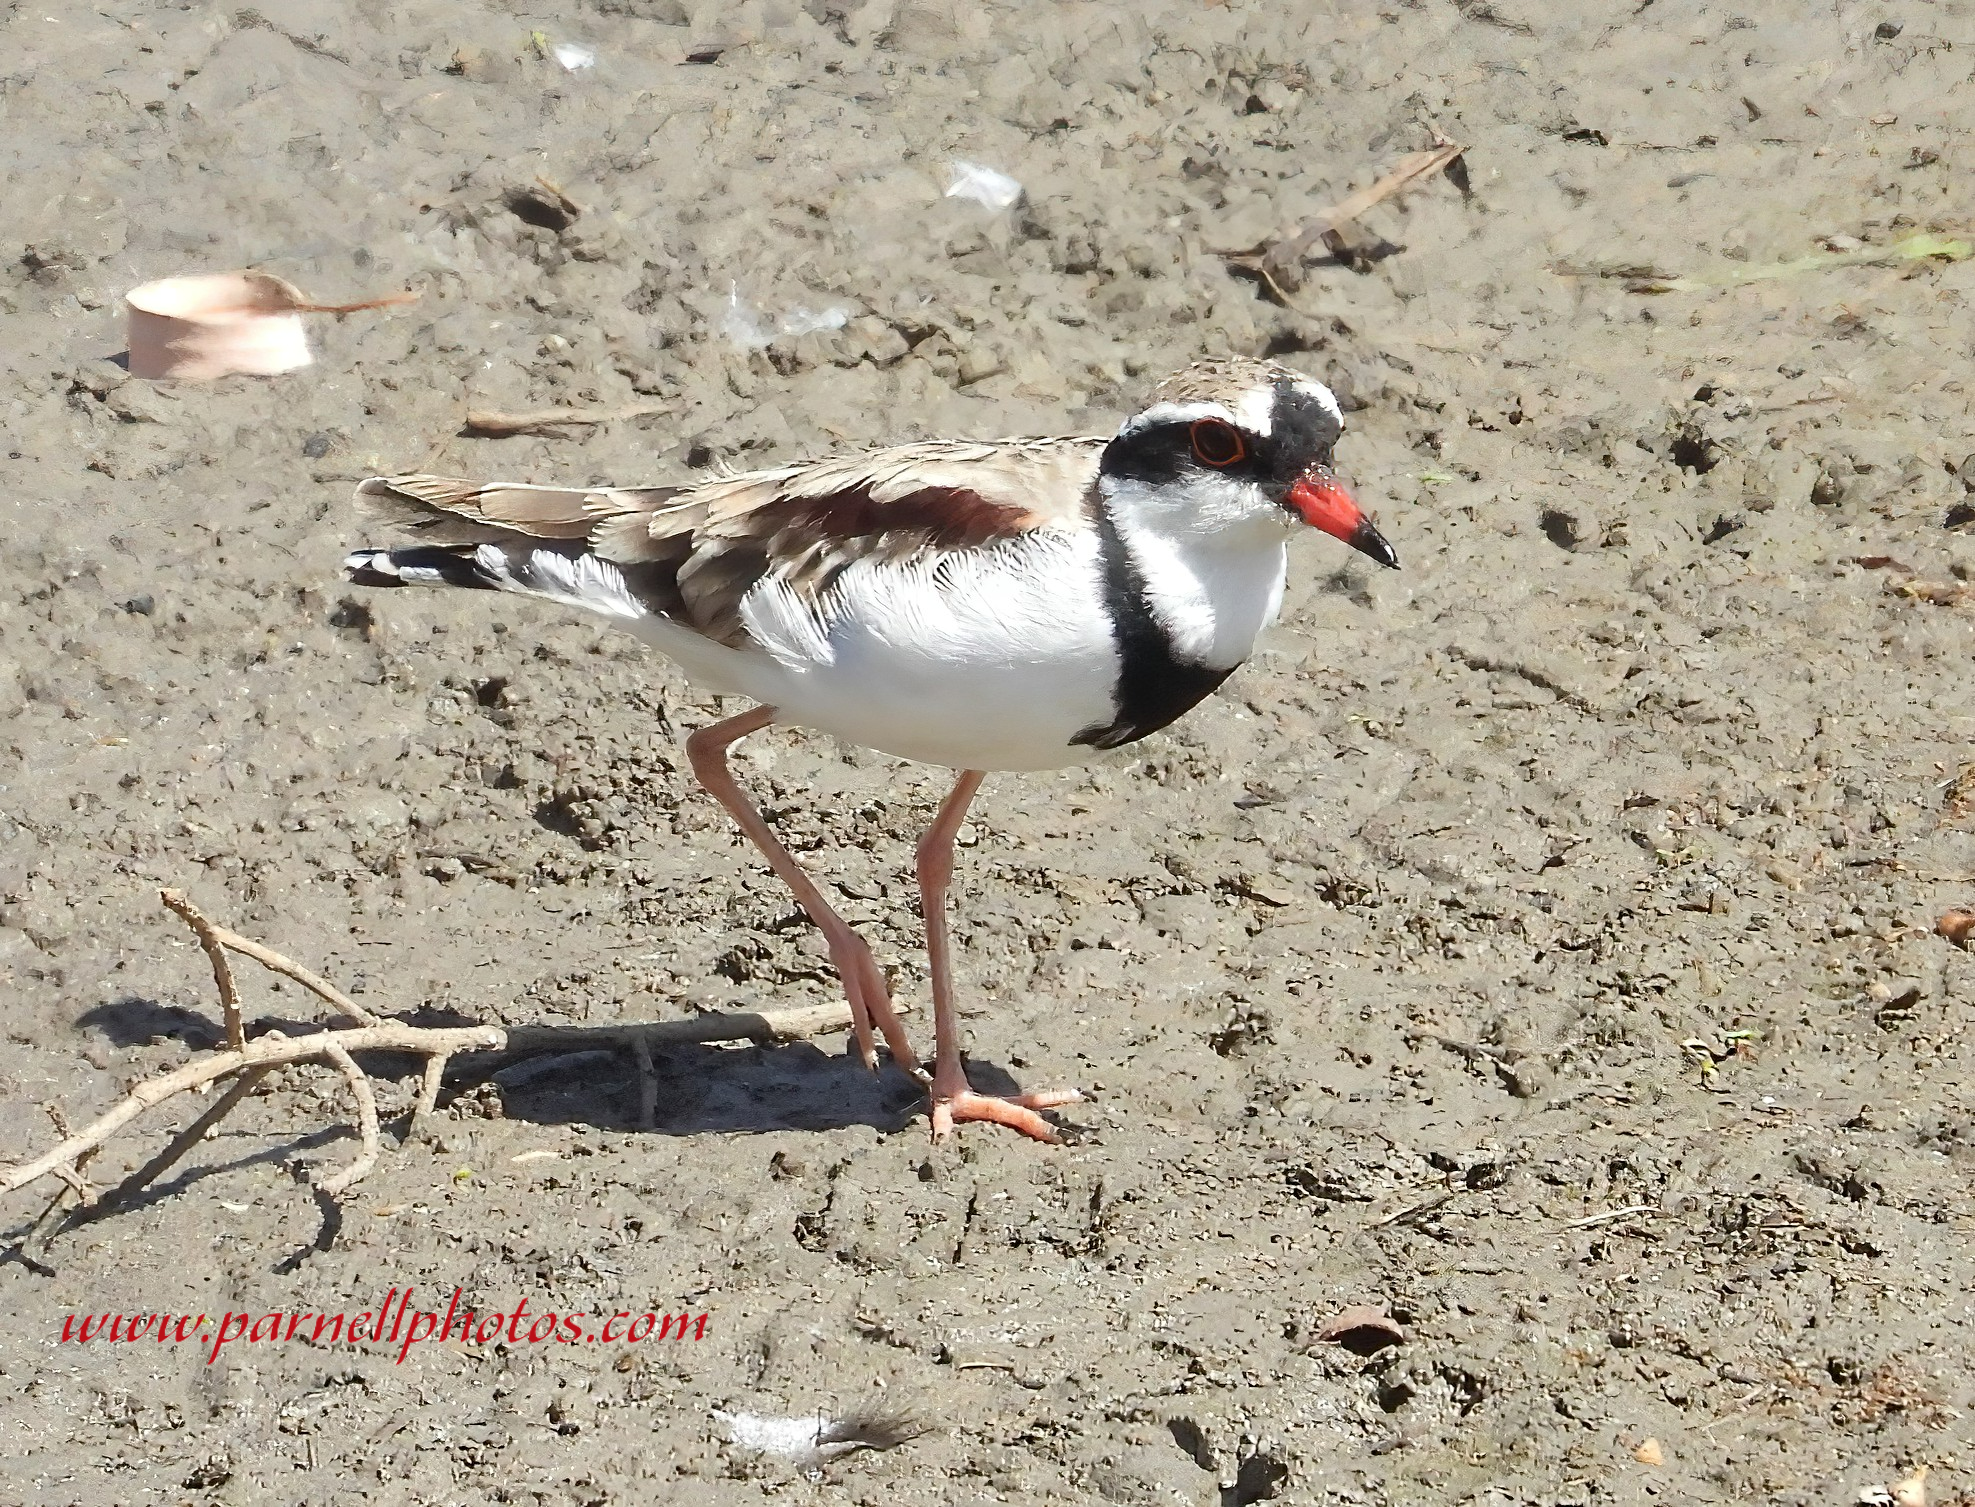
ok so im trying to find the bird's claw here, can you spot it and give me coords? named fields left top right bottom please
left=930, top=1087, right=1083, bottom=1143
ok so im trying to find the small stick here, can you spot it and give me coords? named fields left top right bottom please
left=1218, top=140, right=1465, bottom=284
left=160, top=889, right=243, bottom=1050
left=534, top=174, right=582, bottom=218
left=631, top=1032, right=659, bottom=1131
left=12, top=1147, right=95, bottom=1274
left=1564, top=1203, right=1660, bottom=1229
left=201, top=289, right=420, bottom=319
left=496, top=998, right=904, bottom=1057
left=1698, top=1385, right=1775, bottom=1433
left=315, top=1043, right=380, bottom=1196
left=1, top=1003, right=887, bottom=1202
left=50, top=1162, right=93, bottom=1205
left=188, top=906, right=380, bottom=1026
left=2, top=888, right=901, bottom=1216
left=406, top=1053, right=449, bottom=1142
left=289, top=291, right=420, bottom=316
left=16, top=1187, right=74, bottom=1274
left=1371, top=1190, right=1458, bottom=1229
left=461, top=404, right=671, bottom=438
left=83, top=1065, right=275, bottom=1221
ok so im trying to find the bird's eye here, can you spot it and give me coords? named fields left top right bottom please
left=1190, top=419, right=1246, bottom=468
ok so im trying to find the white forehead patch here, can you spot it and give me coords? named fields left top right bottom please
left=1204, top=375, right=1345, bottom=438
left=1231, top=383, right=1277, bottom=436
left=1123, top=377, right=1343, bottom=441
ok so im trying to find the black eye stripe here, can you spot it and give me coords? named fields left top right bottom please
left=1102, top=396, right=1333, bottom=489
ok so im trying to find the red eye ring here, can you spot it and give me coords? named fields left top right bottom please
left=1190, top=418, right=1246, bottom=468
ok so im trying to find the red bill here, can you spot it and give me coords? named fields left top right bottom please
left=1286, top=468, right=1398, bottom=569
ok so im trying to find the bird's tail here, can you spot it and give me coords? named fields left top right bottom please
left=343, top=474, right=672, bottom=621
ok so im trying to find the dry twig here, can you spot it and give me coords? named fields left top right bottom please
left=1, top=890, right=899, bottom=1236
left=1217, top=139, right=1465, bottom=300
left=407, top=1053, right=449, bottom=1143
left=1563, top=1203, right=1660, bottom=1229
left=84, top=1066, right=273, bottom=1222
left=162, top=888, right=243, bottom=1048
left=461, top=404, right=670, bottom=438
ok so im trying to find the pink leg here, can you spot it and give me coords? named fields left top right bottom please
left=917, top=770, right=1081, bottom=1142
left=685, top=707, right=920, bottom=1074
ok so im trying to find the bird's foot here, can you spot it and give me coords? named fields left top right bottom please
left=930, top=1086, right=1082, bottom=1144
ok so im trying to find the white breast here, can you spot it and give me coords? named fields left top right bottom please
left=1102, top=477, right=1292, bottom=670
left=724, top=530, right=1121, bottom=771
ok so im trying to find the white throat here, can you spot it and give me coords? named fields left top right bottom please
left=1103, top=475, right=1290, bottom=670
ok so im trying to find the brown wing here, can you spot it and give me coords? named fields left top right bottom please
left=354, top=437, right=1103, bottom=649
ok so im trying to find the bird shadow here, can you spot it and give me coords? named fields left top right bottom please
left=479, top=1037, right=940, bottom=1137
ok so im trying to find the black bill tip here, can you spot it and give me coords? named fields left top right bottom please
left=1353, top=519, right=1400, bottom=570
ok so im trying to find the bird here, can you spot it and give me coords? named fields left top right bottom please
left=343, top=356, right=1398, bottom=1142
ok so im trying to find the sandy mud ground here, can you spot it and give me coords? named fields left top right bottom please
left=4, top=1, right=1975, bottom=1502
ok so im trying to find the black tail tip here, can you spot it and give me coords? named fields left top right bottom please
left=343, top=550, right=402, bottom=587
left=341, top=545, right=501, bottom=591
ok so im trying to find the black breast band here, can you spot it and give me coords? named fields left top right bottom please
left=1070, top=507, right=1235, bottom=750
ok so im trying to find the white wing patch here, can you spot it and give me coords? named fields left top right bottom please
left=740, top=576, right=838, bottom=668
left=478, top=546, right=650, bottom=621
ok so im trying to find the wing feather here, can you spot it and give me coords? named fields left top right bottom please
left=352, top=437, right=1103, bottom=652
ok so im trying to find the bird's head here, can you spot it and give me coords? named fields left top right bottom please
left=1099, top=357, right=1398, bottom=569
